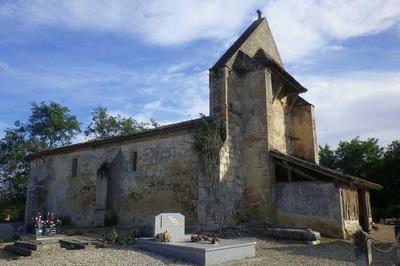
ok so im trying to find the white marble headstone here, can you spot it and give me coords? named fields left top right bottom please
left=154, top=213, right=185, bottom=242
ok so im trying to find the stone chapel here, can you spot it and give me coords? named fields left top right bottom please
left=25, top=15, right=381, bottom=239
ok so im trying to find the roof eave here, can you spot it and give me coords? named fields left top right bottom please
left=25, top=117, right=212, bottom=161
left=269, top=149, right=382, bottom=191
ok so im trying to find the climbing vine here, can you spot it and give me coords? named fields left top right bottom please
left=193, top=115, right=226, bottom=189
left=193, top=115, right=227, bottom=230
left=193, top=115, right=240, bottom=231
left=232, top=59, right=250, bottom=76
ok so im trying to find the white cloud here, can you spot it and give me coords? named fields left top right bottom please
left=0, top=61, right=11, bottom=72
left=1, top=0, right=399, bottom=147
left=166, top=62, right=193, bottom=74
left=0, top=58, right=209, bottom=127
left=2, top=1, right=399, bottom=63
left=2, top=0, right=259, bottom=45
left=72, top=133, right=87, bottom=144
left=263, top=0, right=400, bottom=62
left=134, top=68, right=209, bottom=121
left=300, top=70, right=400, bottom=147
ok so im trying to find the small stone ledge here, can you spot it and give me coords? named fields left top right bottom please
left=265, top=228, right=321, bottom=245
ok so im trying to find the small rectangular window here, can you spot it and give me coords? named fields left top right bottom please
left=132, top=152, right=137, bottom=172
left=72, top=158, right=78, bottom=177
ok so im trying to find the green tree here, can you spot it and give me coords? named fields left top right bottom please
left=84, top=107, right=157, bottom=139
left=0, top=124, right=44, bottom=221
left=0, top=124, right=29, bottom=200
left=380, top=141, right=400, bottom=217
left=318, top=144, right=336, bottom=169
left=0, top=101, right=81, bottom=221
left=318, top=137, right=400, bottom=219
left=27, top=101, right=81, bottom=147
left=334, top=137, right=383, bottom=181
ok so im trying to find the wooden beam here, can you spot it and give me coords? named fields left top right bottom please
left=288, top=94, right=298, bottom=112
left=358, top=189, right=371, bottom=232
left=272, top=82, right=283, bottom=103
left=273, top=160, right=317, bottom=181
left=273, top=160, right=289, bottom=170
left=271, top=152, right=353, bottom=185
left=291, top=167, right=318, bottom=181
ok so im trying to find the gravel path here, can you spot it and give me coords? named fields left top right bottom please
left=0, top=225, right=396, bottom=265
left=230, top=238, right=354, bottom=266
left=1, top=246, right=191, bottom=266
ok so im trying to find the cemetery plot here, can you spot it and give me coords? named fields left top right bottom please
left=138, top=213, right=256, bottom=265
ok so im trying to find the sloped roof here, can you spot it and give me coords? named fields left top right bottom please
left=211, top=18, right=307, bottom=93
left=253, top=51, right=307, bottom=93
left=295, top=96, right=313, bottom=106
left=270, top=149, right=382, bottom=190
left=212, top=18, right=265, bottom=69
left=26, top=117, right=211, bottom=161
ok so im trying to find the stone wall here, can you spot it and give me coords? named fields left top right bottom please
left=26, top=130, right=201, bottom=230
left=209, top=63, right=276, bottom=225
left=207, top=18, right=298, bottom=226
left=267, top=83, right=291, bottom=154
left=235, top=69, right=273, bottom=223
left=275, top=182, right=344, bottom=238
left=291, top=104, right=319, bottom=163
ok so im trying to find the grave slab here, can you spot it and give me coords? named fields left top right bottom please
left=20, top=234, right=66, bottom=243
left=140, top=213, right=256, bottom=264
left=137, top=235, right=256, bottom=265
left=0, top=223, right=15, bottom=242
left=5, top=234, right=65, bottom=256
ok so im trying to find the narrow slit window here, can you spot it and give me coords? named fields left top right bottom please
left=132, top=151, right=137, bottom=172
left=72, top=158, right=78, bottom=177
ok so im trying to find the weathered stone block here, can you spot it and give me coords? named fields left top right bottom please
left=0, top=223, right=14, bottom=241
left=265, top=227, right=321, bottom=245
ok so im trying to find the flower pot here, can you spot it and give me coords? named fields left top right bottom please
left=35, top=228, right=42, bottom=236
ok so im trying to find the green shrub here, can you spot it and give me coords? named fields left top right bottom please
left=0, top=197, right=25, bottom=222
left=108, top=228, right=118, bottom=243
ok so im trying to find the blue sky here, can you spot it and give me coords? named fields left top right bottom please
left=0, top=0, right=399, bottom=147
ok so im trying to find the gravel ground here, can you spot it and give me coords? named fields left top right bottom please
left=0, top=224, right=396, bottom=265
left=2, top=239, right=355, bottom=266
left=0, top=238, right=361, bottom=266
left=0, top=246, right=191, bottom=266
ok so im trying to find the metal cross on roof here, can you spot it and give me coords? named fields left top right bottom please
left=257, top=9, right=262, bottom=20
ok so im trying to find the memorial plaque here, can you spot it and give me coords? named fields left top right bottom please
left=154, top=213, right=185, bottom=242
left=44, top=227, right=56, bottom=235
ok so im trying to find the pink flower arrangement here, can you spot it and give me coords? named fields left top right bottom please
left=31, top=212, right=59, bottom=235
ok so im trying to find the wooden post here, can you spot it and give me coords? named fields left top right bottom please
left=354, top=231, right=372, bottom=266
left=395, top=225, right=400, bottom=266
left=287, top=167, right=292, bottom=182
left=358, top=189, right=371, bottom=232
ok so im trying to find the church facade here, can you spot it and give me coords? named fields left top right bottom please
left=25, top=16, right=381, bottom=239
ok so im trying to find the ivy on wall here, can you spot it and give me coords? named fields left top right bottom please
left=193, top=115, right=226, bottom=187
left=193, top=115, right=227, bottom=229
